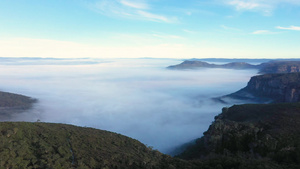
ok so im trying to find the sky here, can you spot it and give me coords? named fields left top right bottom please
left=0, top=0, right=300, bottom=59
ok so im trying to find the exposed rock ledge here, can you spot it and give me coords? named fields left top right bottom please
left=219, top=73, right=300, bottom=104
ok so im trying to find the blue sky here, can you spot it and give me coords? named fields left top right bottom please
left=0, top=0, right=299, bottom=59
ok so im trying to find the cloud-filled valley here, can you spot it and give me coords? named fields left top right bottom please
left=0, top=58, right=257, bottom=154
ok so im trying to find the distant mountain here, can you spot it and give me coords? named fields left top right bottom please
left=0, top=91, right=36, bottom=120
left=259, top=61, right=300, bottom=74
left=178, top=102, right=300, bottom=169
left=167, top=60, right=257, bottom=70
left=189, top=58, right=300, bottom=63
left=167, top=60, right=300, bottom=74
left=219, top=72, right=300, bottom=103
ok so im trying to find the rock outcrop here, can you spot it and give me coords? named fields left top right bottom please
left=220, top=73, right=300, bottom=103
left=178, top=103, right=300, bottom=169
left=259, top=61, right=300, bottom=74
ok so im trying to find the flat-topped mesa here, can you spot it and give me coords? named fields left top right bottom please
left=221, top=72, right=300, bottom=103
left=167, top=61, right=215, bottom=69
left=167, top=60, right=257, bottom=70
left=259, top=61, right=300, bottom=74
left=168, top=60, right=300, bottom=74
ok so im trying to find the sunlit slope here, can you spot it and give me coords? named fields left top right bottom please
left=0, top=122, right=195, bottom=169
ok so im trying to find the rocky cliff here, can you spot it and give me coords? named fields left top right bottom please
left=259, top=61, right=300, bottom=74
left=178, top=103, right=300, bottom=169
left=219, top=73, right=300, bottom=103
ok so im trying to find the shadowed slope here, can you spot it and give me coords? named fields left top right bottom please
left=0, top=91, right=37, bottom=120
left=178, top=103, right=300, bottom=169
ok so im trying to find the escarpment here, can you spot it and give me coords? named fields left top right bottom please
left=220, top=73, right=300, bottom=103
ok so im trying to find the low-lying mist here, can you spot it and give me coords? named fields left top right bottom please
left=0, top=58, right=257, bottom=154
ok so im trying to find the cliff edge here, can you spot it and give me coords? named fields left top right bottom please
left=178, top=102, right=300, bottom=169
left=219, top=72, right=300, bottom=103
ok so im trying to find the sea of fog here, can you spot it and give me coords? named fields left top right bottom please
left=0, top=58, right=258, bottom=154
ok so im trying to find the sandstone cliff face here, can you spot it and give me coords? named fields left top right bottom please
left=220, top=73, right=300, bottom=103
left=244, top=73, right=300, bottom=103
left=178, top=103, right=300, bottom=169
left=259, top=61, right=300, bottom=74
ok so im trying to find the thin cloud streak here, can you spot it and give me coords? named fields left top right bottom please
left=228, top=0, right=260, bottom=10
left=137, top=10, right=178, bottom=23
left=221, top=25, right=242, bottom=32
left=252, top=30, right=278, bottom=34
left=119, top=0, right=149, bottom=9
left=183, top=29, right=198, bottom=34
left=223, top=0, right=300, bottom=15
left=90, top=0, right=177, bottom=23
left=276, top=26, right=300, bottom=31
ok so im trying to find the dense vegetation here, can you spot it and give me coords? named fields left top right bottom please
left=178, top=103, right=300, bottom=169
left=0, top=91, right=36, bottom=108
left=2, top=102, right=300, bottom=169
left=0, top=122, right=197, bottom=169
left=0, top=91, right=36, bottom=120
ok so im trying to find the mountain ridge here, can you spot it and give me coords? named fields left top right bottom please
left=0, top=91, right=37, bottom=121
left=168, top=60, right=300, bottom=74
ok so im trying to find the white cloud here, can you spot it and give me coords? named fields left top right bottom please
left=252, top=30, right=274, bottom=34
left=119, top=0, right=149, bottom=9
left=136, top=10, right=177, bottom=23
left=224, top=0, right=300, bottom=15
left=228, top=0, right=260, bottom=10
left=276, top=25, right=300, bottom=31
left=90, top=0, right=177, bottom=23
left=183, top=29, right=198, bottom=34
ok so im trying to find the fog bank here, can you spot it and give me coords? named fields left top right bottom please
left=0, top=58, right=257, bottom=153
